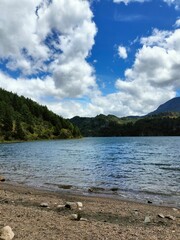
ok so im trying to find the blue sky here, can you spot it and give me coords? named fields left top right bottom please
left=0, top=0, right=180, bottom=117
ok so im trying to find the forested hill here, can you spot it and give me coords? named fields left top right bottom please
left=70, top=112, right=180, bottom=137
left=0, top=88, right=81, bottom=142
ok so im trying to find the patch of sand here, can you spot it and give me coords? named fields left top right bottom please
left=0, top=183, right=179, bottom=240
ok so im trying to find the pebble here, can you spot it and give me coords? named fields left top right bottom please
left=65, top=202, right=77, bottom=210
left=165, top=215, right=176, bottom=221
left=144, top=216, right=151, bottom=223
left=0, top=176, right=5, bottom=182
left=65, top=201, right=83, bottom=210
left=172, top=208, right=178, bottom=212
left=147, top=200, right=152, bottom=204
left=57, top=205, right=65, bottom=210
left=77, top=202, right=83, bottom=208
left=158, top=214, right=165, bottom=219
left=70, top=213, right=81, bottom=221
left=0, top=226, right=14, bottom=240
left=40, top=202, right=49, bottom=208
left=80, top=218, right=88, bottom=222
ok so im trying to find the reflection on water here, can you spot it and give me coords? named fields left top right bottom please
left=0, top=137, right=180, bottom=206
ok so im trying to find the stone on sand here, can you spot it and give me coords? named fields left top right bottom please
left=165, top=215, right=176, bottom=221
left=77, top=202, right=83, bottom=208
left=0, top=226, right=14, bottom=240
left=40, top=202, right=49, bottom=208
left=70, top=213, right=81, bottom=221
left=57, top=205, right=65, bottom=210
left=65, top=202, right=82, bottom=210
left=144, top=216, right=151, bottom=223
left=0, top=176, right=5, bottom=182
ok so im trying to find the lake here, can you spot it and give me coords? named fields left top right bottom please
left=0, top=137, right=180, bottom=207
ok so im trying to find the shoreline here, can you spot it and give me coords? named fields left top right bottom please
left=2, top=180, right=180, bottom=209
left=0, top=181, right=179, bottom=239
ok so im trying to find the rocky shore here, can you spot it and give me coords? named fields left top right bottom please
left=0, top=182, right=179, bottom=240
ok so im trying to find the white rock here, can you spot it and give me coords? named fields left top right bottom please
left=40, top=202, right=49, bottom=208
left=70, top=214, right=79, bottom=220
left=144, top=216, right=151, bottom=223
left=70, top=213, right=81, bottom=221
left=65, top=202, right=77, bottom=210
left=172, top=208, right=178, bottom=212
left=77, top=202, right=83, bottom=208
left=80, top=218, right=88, bottom=222
left=0, top=226, right=14, bottom=240
left=165, top=215, right=176, bottom=221
left=158, top=214, right=165, bottom=218
left=57, top=205, right=65, bottom=210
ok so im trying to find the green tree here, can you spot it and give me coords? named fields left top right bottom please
left=3, top=112, right=13, bottom=132
left=59, top=128, right=73, bottom=139
left=14, top=120, right=26, bottom=140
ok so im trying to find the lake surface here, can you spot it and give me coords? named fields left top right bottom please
left=0, top=137, right=180, bottom=207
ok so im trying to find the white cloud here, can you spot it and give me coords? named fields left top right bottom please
left=0, top=72, right=59, bottom=101
left=0, top=0, right=48, bottom=75
left=0, top=0, right=97, bottom=98
left=0, top=1, right=180, bottom=119
left=118, top=46, right=128, bottom=59
left=78, top=25, right=180, bottom=118
left=113, top=0, right=180, bottom=9
left=163, top=0, right=180, bottom=9
left=113, top=28, right=180, bottom=115
left=1, top=24, right=180, bottom=118
left=113, top=0, right=147, bottom=4
left=175, top=18, right=180, bottom=27
left=48, top=23, right=180, bottom=118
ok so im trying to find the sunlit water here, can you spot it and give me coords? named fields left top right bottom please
left=0, top=137, right=180, bottom=207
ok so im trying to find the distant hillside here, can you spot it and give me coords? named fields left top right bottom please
left=70, top=114, right=138, bottom=137
left=149, top=97, right=180, bottom=115
left=0, top=88, right=81, bottom=142
left=70, top=98, right=180, bottom=137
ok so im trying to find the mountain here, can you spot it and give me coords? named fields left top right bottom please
left=149, top=97, right=180, bottom=115
left=70, top=98, right=180, bottom=137
left=0, top=88, right=81, bottom=142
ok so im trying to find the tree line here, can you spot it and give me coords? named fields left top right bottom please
left=0, top=88, right=81, bottom=141
left=70, top=113, right=180, bottom=137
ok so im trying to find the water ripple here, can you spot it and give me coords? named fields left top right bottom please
left=0, top=137, right=180, bottom=206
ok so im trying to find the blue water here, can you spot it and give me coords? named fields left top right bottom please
left=0, top=137, right=180, bottom=207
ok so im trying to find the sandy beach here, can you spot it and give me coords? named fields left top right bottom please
left=0, top=182, right=179, bottom=240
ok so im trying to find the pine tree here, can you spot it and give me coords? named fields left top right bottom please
left=15, top=120, right=26, bottom=140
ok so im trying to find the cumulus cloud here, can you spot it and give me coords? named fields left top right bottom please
left=0, top=1, right=180, bottom=118
left=0, top=0, right=48, bottom=75
left=0, top=71, right=60, bottom=101
left=1, top=22, right=180, bottom=118
left=113, top=28, right=180, bottom=116
left=118, top=46, right=128, bottom=59
left=175, top=18, right=180, bottom=27
left=70, top=24, right=180, bottom=118
left=48, top=22, right=180, bottom=118
left=0, top=0, right=97, bottom=98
